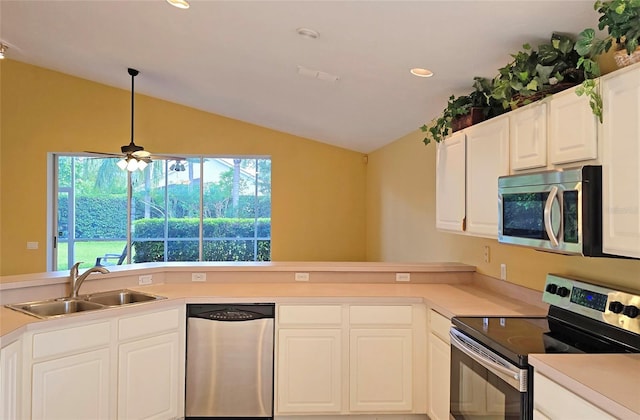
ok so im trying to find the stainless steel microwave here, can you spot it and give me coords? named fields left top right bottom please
left=498, top=166, right=607, bottom=256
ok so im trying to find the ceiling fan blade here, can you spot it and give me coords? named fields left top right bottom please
left=149, top=154, right=186, bottom=161
left=84, top=151, right=124, bottom=158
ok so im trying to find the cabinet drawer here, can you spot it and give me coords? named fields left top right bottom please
left=32, top=321, right=111, bottom=359
left=278, top=305, right=342, bottom=325
left=350, top=305, right=413, bottom=325
left=118, top=308, right=180, bottom=341
left=429, top=309, right=451, bottom=343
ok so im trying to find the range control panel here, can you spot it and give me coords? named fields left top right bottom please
left=543, top=274, right=640, bottom=335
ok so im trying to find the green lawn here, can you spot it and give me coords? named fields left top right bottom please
left=57, top=241, right=127, bottom=270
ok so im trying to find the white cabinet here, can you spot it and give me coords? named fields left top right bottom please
left=277, top=328, right=342, bottom=413
left=436, top=131, right=466, bottom=233
left=28, top=320, right=113, bottom=420
left=436, top=117, right=509, bottom=239
left=465, top=117, right=510, bottom=237
left=548, top=86, right=598, bottom=165
left=117, top=307, right=184, bottom=420
left=533, top=371, right=616, bottom=419
left=349, top=328, right=412, bottom=412
left=509, top=102, right=547, bottom=171
left=22, top=305, right=185, bottom=420
left=600, top=63, right=640, bottom=258
left=275, top=303, right=426, bottom=416
left=118, top=332, right=181, bottom=420
left=1, top=339, right=22, bottom=420
left=427, top=309, right=451, bottom=420
left=32, top=348, right=111, bottom=420
left=276, top=305, right=343, bottom=414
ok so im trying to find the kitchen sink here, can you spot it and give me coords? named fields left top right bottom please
left=82, top=289, right=165, bottom=306
left=5, top=289, right=166, bottom=319
left=7, top=298, right=105, bottom=318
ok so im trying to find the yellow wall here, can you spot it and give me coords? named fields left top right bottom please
left=366, top=129, right=640, bottom=293
left=0, top=60, right=367, bottom=275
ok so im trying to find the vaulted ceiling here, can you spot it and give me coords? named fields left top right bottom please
left=1, top=1, right=601, bottom=152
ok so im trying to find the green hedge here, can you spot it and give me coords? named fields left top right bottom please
left=133, top=218, right=271, bottom=262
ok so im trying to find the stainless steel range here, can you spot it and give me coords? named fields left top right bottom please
left=449, top=274, right=640, bottom=420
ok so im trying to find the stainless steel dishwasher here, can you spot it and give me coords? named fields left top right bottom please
left=185, top=303, right=275, bottom=419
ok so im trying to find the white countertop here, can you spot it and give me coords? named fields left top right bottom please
left=530, top=353, right=640, bottom=419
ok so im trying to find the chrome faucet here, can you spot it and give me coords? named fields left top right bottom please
left=69, top=262, right=110, bottom=298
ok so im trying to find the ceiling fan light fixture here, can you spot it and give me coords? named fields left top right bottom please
left=137, top=159, right=148, bottom=171
left=117, top=159, right=128, bottom=170
left=167, top=0, right=190, bottom=9
left=126, top=158, right=139, bottom=172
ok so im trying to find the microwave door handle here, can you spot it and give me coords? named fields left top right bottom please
left=544, top=186, right=560, bottom=248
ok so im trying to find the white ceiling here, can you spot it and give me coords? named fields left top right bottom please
left=0, top=0, right=601, bottom=153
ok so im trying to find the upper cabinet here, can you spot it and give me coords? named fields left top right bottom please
left=548, top=87, right=598, bottom=165
left=600, top=63, right=640, bottom=259
left=436, top=131, right=466, bottom=233
left=509, top=102, right=548, bottom=171
left=435, top=118, right=509, bottom=239
left=465, top=117, right=509, bottom=238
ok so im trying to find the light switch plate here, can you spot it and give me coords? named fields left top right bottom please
left=295, top=272, right=309, bottom=282
left=191, top=273, right=206, bottom=282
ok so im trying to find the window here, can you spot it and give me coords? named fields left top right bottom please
left=54, top=155, right=271, bottom=270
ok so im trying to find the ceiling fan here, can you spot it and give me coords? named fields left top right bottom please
left=85, top=67, right=184, bottom=171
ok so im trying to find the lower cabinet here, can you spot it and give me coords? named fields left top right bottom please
left=349, top=328, right=412, bottom=412
left=277, top=328, right=342, bottom=413
left=32, top=348, right=111, bottom=420
left=275, top=304, right=426, bottom=416
left=22, top=305, right=185, bottom=420
left=0, top=338, right=21, bottom=420
left=427, top=309, right=451, bottom=420
left=533, top=371, right=616, bottom=419
left=118, top=332, right=181, bottom=420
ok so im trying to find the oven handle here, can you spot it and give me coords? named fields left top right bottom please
left=449, top=328, right=527, bottom=392
left=543, top=186, right=560, bottom=248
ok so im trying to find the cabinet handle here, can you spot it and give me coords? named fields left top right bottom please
left=462, top=217, right=466, bottom=231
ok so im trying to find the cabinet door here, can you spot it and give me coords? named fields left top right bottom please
left=534, top=372, right=616, bottom=419
left=349, top=329, right=412, bottom=412
left=549, top=87, right=598, bottom=165
left=466, top=117, right=510, bottom=237
left=510, top=103, right=547, bottom=171
left=277, top=328, right=342, bottom=413
left=436, top=132, right=466, bottom=232
left=32, top=348, right=111, bottom=420
left=1, top=340, right=21, bottom=420
left=428, top=333, right=450, bottom=420
left=118, top=332, right=180, bottom=420
left=601, top=66, right=640, bottom=258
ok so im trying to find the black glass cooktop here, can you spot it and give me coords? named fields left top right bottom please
left=452, top=314, right=640, bottom=367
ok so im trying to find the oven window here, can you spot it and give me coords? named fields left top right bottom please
left=563, top=191, right=578, bottom=243
left=502, top=193, right=548, bottom=239
left=451, top=345, right=525, bottom=420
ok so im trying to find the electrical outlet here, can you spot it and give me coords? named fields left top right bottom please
left=500, top=264, right=507, bottom=281
left=138, top=275, right=153, bottom=285
left=395, top=273, right=411, bottom=282
left=483, top=245, right=490, bottom=263
left=191, top=273, right=206, bottom=282
left=295, top=272, right=309, bottom=282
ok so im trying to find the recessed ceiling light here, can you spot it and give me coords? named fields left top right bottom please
left=296, top=27, right=320, bottom=39
left=411, top=68, right=434, bottom=78
left=166, top=0, right=190, bottom=9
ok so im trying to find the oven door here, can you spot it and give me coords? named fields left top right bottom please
left=449, top=328, right=530, bottom=420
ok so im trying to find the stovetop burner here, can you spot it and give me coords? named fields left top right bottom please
left=452, top=274, right=640, bottom=367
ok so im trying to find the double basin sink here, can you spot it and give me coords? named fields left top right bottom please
left=6, top=289, right=166, bottom=319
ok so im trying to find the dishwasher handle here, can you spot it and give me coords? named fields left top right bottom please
left=187, top=303, right=275, bottom=321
